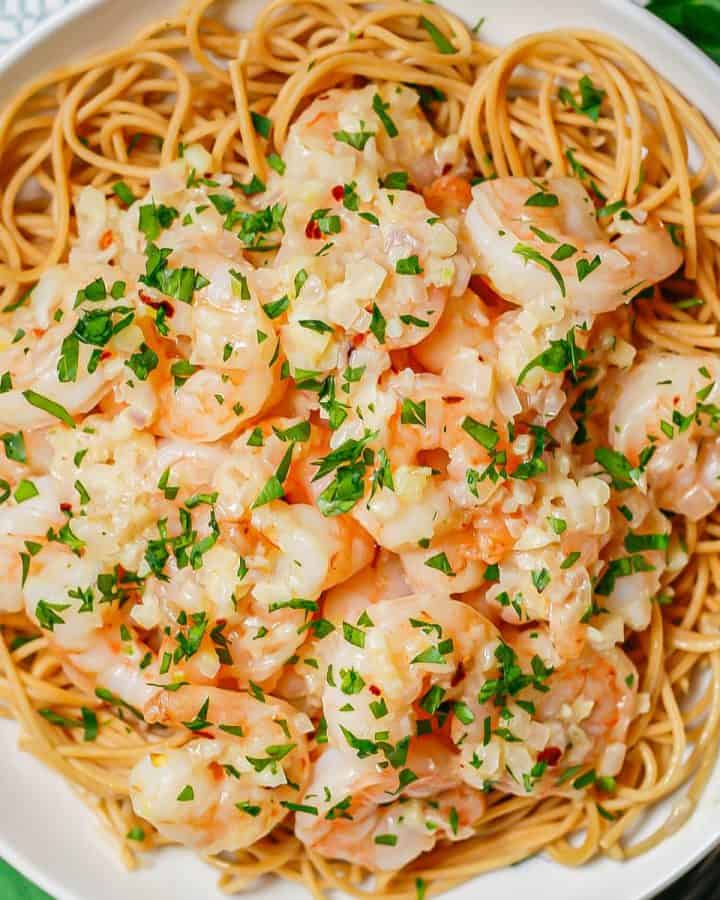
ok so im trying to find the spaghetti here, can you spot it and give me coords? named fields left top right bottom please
left=1, top=1, right=720, bottom=898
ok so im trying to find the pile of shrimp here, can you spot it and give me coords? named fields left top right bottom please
left=2, top=82, right=713, bottom=875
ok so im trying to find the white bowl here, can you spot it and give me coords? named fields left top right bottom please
left=1, top=2, right=720, bottom=899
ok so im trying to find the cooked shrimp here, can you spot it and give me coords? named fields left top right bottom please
left=18, top=541, right=161, bottom=708
left=609, top=351, right=720, bottom=519
left=224, top=502, right=373, bottom=685
left=150, top=250, right=281, bottom=442
left=465, top=176, right=682, bottom=316
left=318, top=593, right=499, bottom=752
left=0, top=324, right=125, bottom=430
left=285, top=84, right=459, bottom=189
left=273, top=86, right=471, bottom=357
left=322, top=550, right=410, bottom=624
left=327, top=365, right=513, bottom=552
left=130, top=685, right=311, bottom=854
left=0, top=539, right=25, bottom=612
left=295, top=741, right=485, bottom=870
left=158, top=365, right=276, bottom=443
left=274, top=551, right=409, bottom=714
left=456, top=626, right=639, bottom=797
left=411, top=288, right=493, bottom=374
left=594, top=506, right=670, bottom=632
left=470, top=458, right=617, bottom=659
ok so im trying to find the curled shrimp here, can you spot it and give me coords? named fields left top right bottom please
left=274, top=551, right=409, bottom=715
left=130, top=685, right=311, bottom=854
left=295, top=741, right=485, bottom=870
left=466, top=176, right=682, bottom=316
left=0, top=323, right=126, bottom=430
left=284, top=84, right=459, bottom=189
left=274, top=86, right=470, bottom=356
left=158, top=365, right=277, bottom=443
left=18, top=542, right=161, bottom=709
left=152, top=251, right=281, bottom=443
left=317, top=593, right=499, bottom=752
left=411, top=287, right=493, bottom=374
left=223, top=501, right=373, bottom=686
left=594, top=505, right=670, bottom=633
left=609, top=351, right=720, bottom=519
left=329, top=365, right=514, bottom=553
left=469, top=456, right=615, bottom=659
left=455, top=626, right=639, bottom=797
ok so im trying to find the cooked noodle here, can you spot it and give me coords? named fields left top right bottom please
left=1, top=1, right=720, bottom=897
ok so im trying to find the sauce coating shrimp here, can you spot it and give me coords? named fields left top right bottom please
left=465, top=177, right=682, bottom=316
left=318, top=593, right=499, bottom=751
left=130, top=685, right=311, bottom=853
left=609, top=351, right=720, bottom=519
left=154, top=252, right=281, bottom=442
left=455, top=626, right=639, bottom=797
left=223, top=501, right=373, bottom=685
left=295, top=742, right=485, bottom=870
left=274, top=86, right=470, bottom=358
left=0, top=323, right=126, bottom=430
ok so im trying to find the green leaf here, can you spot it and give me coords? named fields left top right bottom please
left=382, top=171, right=409, bottom=190
left=1, top=431, right=26, bottom=463
left=112, top=181, right=136, bottom=206
left=424, top=552, right=455, bottom=577
left=525, top=191, right=559, bottom=208
left=176, top=784, right=194, bottom=802
left=372, top=93, right=398, bottom=138
left=576, top=255, right=602, bottom=281
left=252, top=444, right=293, bottom=509
left=396, top=255, right=423, bottom=275
left=333, top=127, right=375, bottom=151
left=23, top=390, right=76, bottom=428
left=558, top=75, right=606, bottom=122
left=594, top=446, right=638, bottom=491
left=369, top=303, right=387, bottom=344
left=647, top=1, right=720, bottom=65
left=125, top=343, right=158, bottom=381
left=513, top=242, right=566, bottom=297
left=461, top=416, right=499, bottom=450
left=419, top=15, right=456, bottom=54
left=251, top=111, right=272, bottom=138
left=138, top=202, right=179, bottom=240
left=267, top=152, right=286, bottom=174
left=401, top=398, right=427, bottom=426
left=262, top=295, right=289, bottom=319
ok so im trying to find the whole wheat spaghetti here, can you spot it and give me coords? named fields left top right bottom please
left=1, top=2, right=720, bottom=899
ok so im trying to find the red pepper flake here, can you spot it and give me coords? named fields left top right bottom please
left=99, top=230, right=114, bottom=250
left=538, top=746, right=562, bottom=767
left=139, top=290, right=174, bottom=318
left=368, top=684, right=381, bottom=696
left=305, top=218, right=322, bottom=240
left=60, top=502, right=72, bottom=512
left=451, top=660, right=466, bottom=687
left=209, top=761, right=225, bottom=781
left=331, top=185, right=344, bottom=202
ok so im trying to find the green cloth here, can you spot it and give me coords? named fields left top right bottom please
left=0, top=859, right=52, bottom=900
